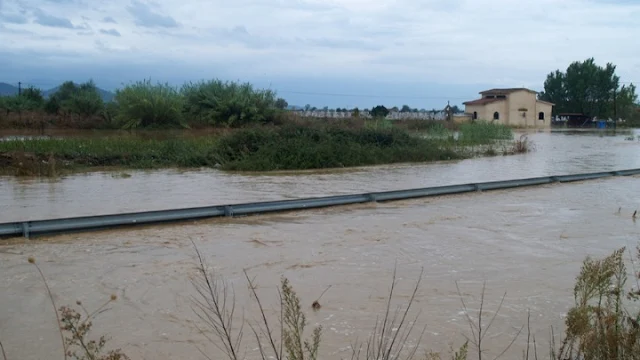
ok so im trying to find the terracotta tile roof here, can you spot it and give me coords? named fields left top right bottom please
left=463, top=98, right=505, bottom=106
left=479, top=88, right=537, bottom=94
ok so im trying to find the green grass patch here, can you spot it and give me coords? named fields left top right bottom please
left=458, top=121, right=513, bottom=144
left=0, top=137, right=218, bottom=175
left=213, top=124, right=461, bottom=171
left=0, top=122, right=527, bottom=176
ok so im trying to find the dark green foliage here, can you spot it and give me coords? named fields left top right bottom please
left=214, top=124, right=460, bottom=171
left=0, top=137, right=218, bottom=174
left=0, top=86, right=45, bottom=114
left=114, top=79, right=186, bottom=129
left=21, top=86, right=45, bottom=106
left=181, top=80, right=280, bottom=127
left=275, top=97, right=288, bottom=110
left=45, top=80, right=104, bottom=117
left=370, top=105, right=389, bottom=119
left=539, top=58, right=637, bottom=119
left=1, top=94, right=42, bottom=113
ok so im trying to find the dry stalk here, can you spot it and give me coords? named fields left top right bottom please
left=28, top=257, right=68, bottom=360
left=244, top=270, right=282, bottom=360
left=455, top=281, right=524, bottom=360
left=353, top=266, right=426, bottom=360
left=189, top=239, right=244, bottom=360
left=0, top=340, right=7, bottom=360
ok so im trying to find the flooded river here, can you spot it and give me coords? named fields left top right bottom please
left=1, top=176, right=639, bottom=359
left=1, top=129, right=640, bottom=359
left=1, top=129, right=639, bottom=222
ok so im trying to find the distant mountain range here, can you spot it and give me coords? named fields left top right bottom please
left=0, top=82, right=115, bottom=102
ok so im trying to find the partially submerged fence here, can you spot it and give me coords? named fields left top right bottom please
left=2, top=168, right=639, bottom=238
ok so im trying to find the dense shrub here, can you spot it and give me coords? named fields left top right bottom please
left=181, top=80, right=280, bottom=127
left=214, top=124, right=460, bottom=171
left=114, top=79, right=186, bottom=129
left=45, top=80, right=104, bottom=118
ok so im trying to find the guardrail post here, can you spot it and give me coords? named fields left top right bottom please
left=224, top=206, right=234, bottom=217
left=22, top=222, right=30, bottom=238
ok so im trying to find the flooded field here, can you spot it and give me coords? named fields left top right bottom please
left=1, top=129, right=639, bottom=223
left=1, top=176, right=639, bottom=359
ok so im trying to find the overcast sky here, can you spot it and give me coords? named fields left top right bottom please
left=0, top=0, right=638, bottom=108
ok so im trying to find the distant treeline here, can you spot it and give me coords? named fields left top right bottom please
left=0, top=79, right=466, bottom=130
left=0, top=79, right=292, bottom=129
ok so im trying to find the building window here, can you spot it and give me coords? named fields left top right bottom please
left=538, top=112, right=545, bottom=120
left=473, top=111, right=478, bottom=120
left=493, top=112, right=499, bottom=120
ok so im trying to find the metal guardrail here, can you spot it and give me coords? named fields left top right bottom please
left=2, top=168, right=640, bottom=238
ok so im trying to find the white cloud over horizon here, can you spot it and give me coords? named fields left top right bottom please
left=0, top=0, right=638, bottom=108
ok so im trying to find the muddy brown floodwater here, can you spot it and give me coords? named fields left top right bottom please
left=1, top=129, right=640, bottom=222
left=2, top=176, right=640, bottom=359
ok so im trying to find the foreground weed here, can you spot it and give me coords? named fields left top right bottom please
left=455, top=281, right=523, bottom=360
left=349, top=267, right=425, bottom=360
left=190, top=238, right=321, bottom=360
left=26, top=257, right=129, bottom=360
left=551, top=246, right=640, bottom=360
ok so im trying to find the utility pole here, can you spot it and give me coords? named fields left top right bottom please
left=18, top=82, right=22, bottom=96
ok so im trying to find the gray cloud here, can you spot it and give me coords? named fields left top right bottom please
left=100, top=28, right=121, bottom=37
left=33, top=9, right=76, bottom=29
left=1, top=13, right=28, bottom=24
left=206, top=25, right=381, bottom=51
left=103, top=16, right=117, bottom=23
left=127, top=0, right=178, bottom=28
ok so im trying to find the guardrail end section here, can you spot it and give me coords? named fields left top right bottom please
left=22, top=222, right=30, bottom=238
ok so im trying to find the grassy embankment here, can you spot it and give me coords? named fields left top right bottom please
left=0, top=121, right=526, bottom=176
left=0, top=78, right=529, bottom=176
left=7, top=243, right=640, bottom=360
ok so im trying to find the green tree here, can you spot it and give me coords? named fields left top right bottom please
left=615, top=84, right=638, bottom=120
left=539, top=58, right=636, bottom=119
left=370, top=105, right=389, bottom=118
left=275, top=97, right=288, bottom=110
left=351, top=107, right=360, bottom=118
left=1, top=86, right=45, bottom=114
left=21, top=86, right=45, bottom=107
left=400, top=104, right=411, bottom=113
left=45, top=80, right=104, bottom=117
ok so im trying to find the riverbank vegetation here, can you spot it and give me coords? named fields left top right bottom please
left=0, top=78, right=290, bottom=130
left=6, top=243, right=639, bottom=359
left=0, top=78, right=534, bottom=176
left=0, top=121, right=525, bottom=176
